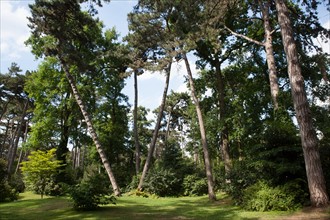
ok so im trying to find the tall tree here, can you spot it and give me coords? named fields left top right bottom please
left=183, top=53, right=216, bottom=201
left=275, top=0, right=329, bottom=207
left=126, top=1, right=176, bottom=190
left=221, top=0, right=280, bottom=110
left=26, top=0, right=121, bottom=196
left=137, top=63, right=172, bottom=190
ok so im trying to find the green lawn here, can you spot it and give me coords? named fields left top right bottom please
left=0, top=192, right=328, bottom=220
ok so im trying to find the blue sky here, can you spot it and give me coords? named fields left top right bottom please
left=0, top=0, right=329, bottom=114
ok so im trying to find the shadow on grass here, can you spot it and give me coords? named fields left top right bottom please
left=0, top=195, right=260, bottom=220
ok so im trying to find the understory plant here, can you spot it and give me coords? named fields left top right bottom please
left=69, top=166, right=116, bottom=210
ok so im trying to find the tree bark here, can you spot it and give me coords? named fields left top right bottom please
left=224, top=0, right=281, bottom=111
left=214, top=60, right=231, bottom=177
left=183, top=53, right=216, bottom=201
left=15, top=120, right=29, bottom=174
left=7, top=100, right=28, bottom=175
left=138, top=62, right=172, bottom=190
left=133, top=70, right=141, bottom=175
left=60, top=58, right=121, bottom=196
left=259, top=0, right=280, bottom=110
left=275, top=0, right=329, bottom=207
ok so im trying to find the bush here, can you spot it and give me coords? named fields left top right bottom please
left=242, top=180, right=307, bottom=211
left=0, top=181, right=18, bottom=202
left=183, top=174, right=208, bottom=196
left=143, top=167, right=181, bottom=197
left=69, top=170, right=116, bottom=210
left=125, top=174, right=140, bottom=193
left=9, top=173, right=25, bottom=193
left=0, top=159, right=19, bottom=202
left=218, top=161, right=257, bottom=205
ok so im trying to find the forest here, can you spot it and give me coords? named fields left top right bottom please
left=1, top=0, right=330, bottom=215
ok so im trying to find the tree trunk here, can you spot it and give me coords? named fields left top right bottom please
left=133, top=70, right=141, bottom=175
left=0, top=119, right=10, bottom=156
left=138, top=62, right=172, bottom=190
left=165, top=109, right=172, bottom=143
left=0, top=101, right=9, bottom=122
left=15, top=120, right=29, bottom=174
left=60, top=59, right=121, bottom=196
left=183, top=53, right=216, bottom=201
left=275, top=0, right=329, bottom=207
left=7, top=100, right=28, bottom=175
left=259, top=0, right=280, bottom=110
left=224, top=1, right=281, bottom=110
left=214, top=60, right=231, bottom=177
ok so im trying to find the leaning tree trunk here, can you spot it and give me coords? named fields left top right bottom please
left=137, top=62, right=172, bottom=191
left=275, top=0, right=329, bottom=207
left=183, top=53, right=216, bottom=201
left=133, top=70, right=141, bottom=175
left=60, top=58, right=121, bottom=196
left=259, top=0, right=280, bottom=110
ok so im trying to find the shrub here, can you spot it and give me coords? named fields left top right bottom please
left=0, top=159, right=19, bottom=202
left=242, top=180, right=307, bottom=211
left=9, top=173, right=25, bottom=193
left=143, top=167, right=181, bottom=197
left=69, top=170, right=116, bottom=210
left=183, top=174, right=208, bottom=196
left=218, top=161, right=257, bottom=205
left=0, top=181, right=18, bottom=202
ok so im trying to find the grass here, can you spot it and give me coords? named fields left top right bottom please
left=0, top=192, right=329, bottom=220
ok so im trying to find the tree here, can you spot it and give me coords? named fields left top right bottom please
left=0, top=63, right=32, bottom=176
left=275, top=0, right=329, bottom=207
left=183, top=53, right=216, bottom=201
left=21, top=148, right=62, bottom=198
left=26, top=0, right=121, bottom=196
left=137, top=63, right=172, bottom=190
left=126, top=1, right=176, bottom=190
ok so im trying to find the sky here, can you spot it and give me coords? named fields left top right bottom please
left=0, top=0, right=192, bottom=115
left=0, top=0, right=329, bottom=115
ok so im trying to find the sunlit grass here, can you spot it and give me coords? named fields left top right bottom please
left=0, top=192, right=328, bottom=220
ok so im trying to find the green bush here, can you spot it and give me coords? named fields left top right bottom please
left=242, top=180, right=307, bottom=211
left=183, top=174, right=208, bottom=196
left=9, top=173, right=25, bottom=193
left=0, top=181, right=19, bottom=202
left=144, top=168, right=181, bottom=197
left=69, top=171, right=116, bottom=210
left=218, top=161, right=257, bottom=205
left=0, top=159, right=19, bottom=202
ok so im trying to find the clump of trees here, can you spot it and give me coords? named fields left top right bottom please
left=0, top=0, right=329, bottom=211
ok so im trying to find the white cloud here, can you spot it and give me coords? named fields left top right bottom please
left=138, top=70, right=166, bottom=82
left=0, top=1, right=31, bottom=66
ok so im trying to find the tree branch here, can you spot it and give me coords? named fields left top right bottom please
left=223, top=25, right=264, bottom=47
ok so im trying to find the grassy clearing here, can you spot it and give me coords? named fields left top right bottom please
left=0, top=192, right=329, bottom=220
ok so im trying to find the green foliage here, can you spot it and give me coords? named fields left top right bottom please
left=143, top=167, right=181, bottom=197
left=8, top=173, right=25, bottom=193
left=69, top=169, right=116, bottom=210
left=0, top=159, right=19, bottom=202
left=242, top=180, right=308, bottom=211
left=183, top=174, right=208, bottom=196
left=21, top=148, right=63, bottom=198
left=219, top=161, right=257, bottom=205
